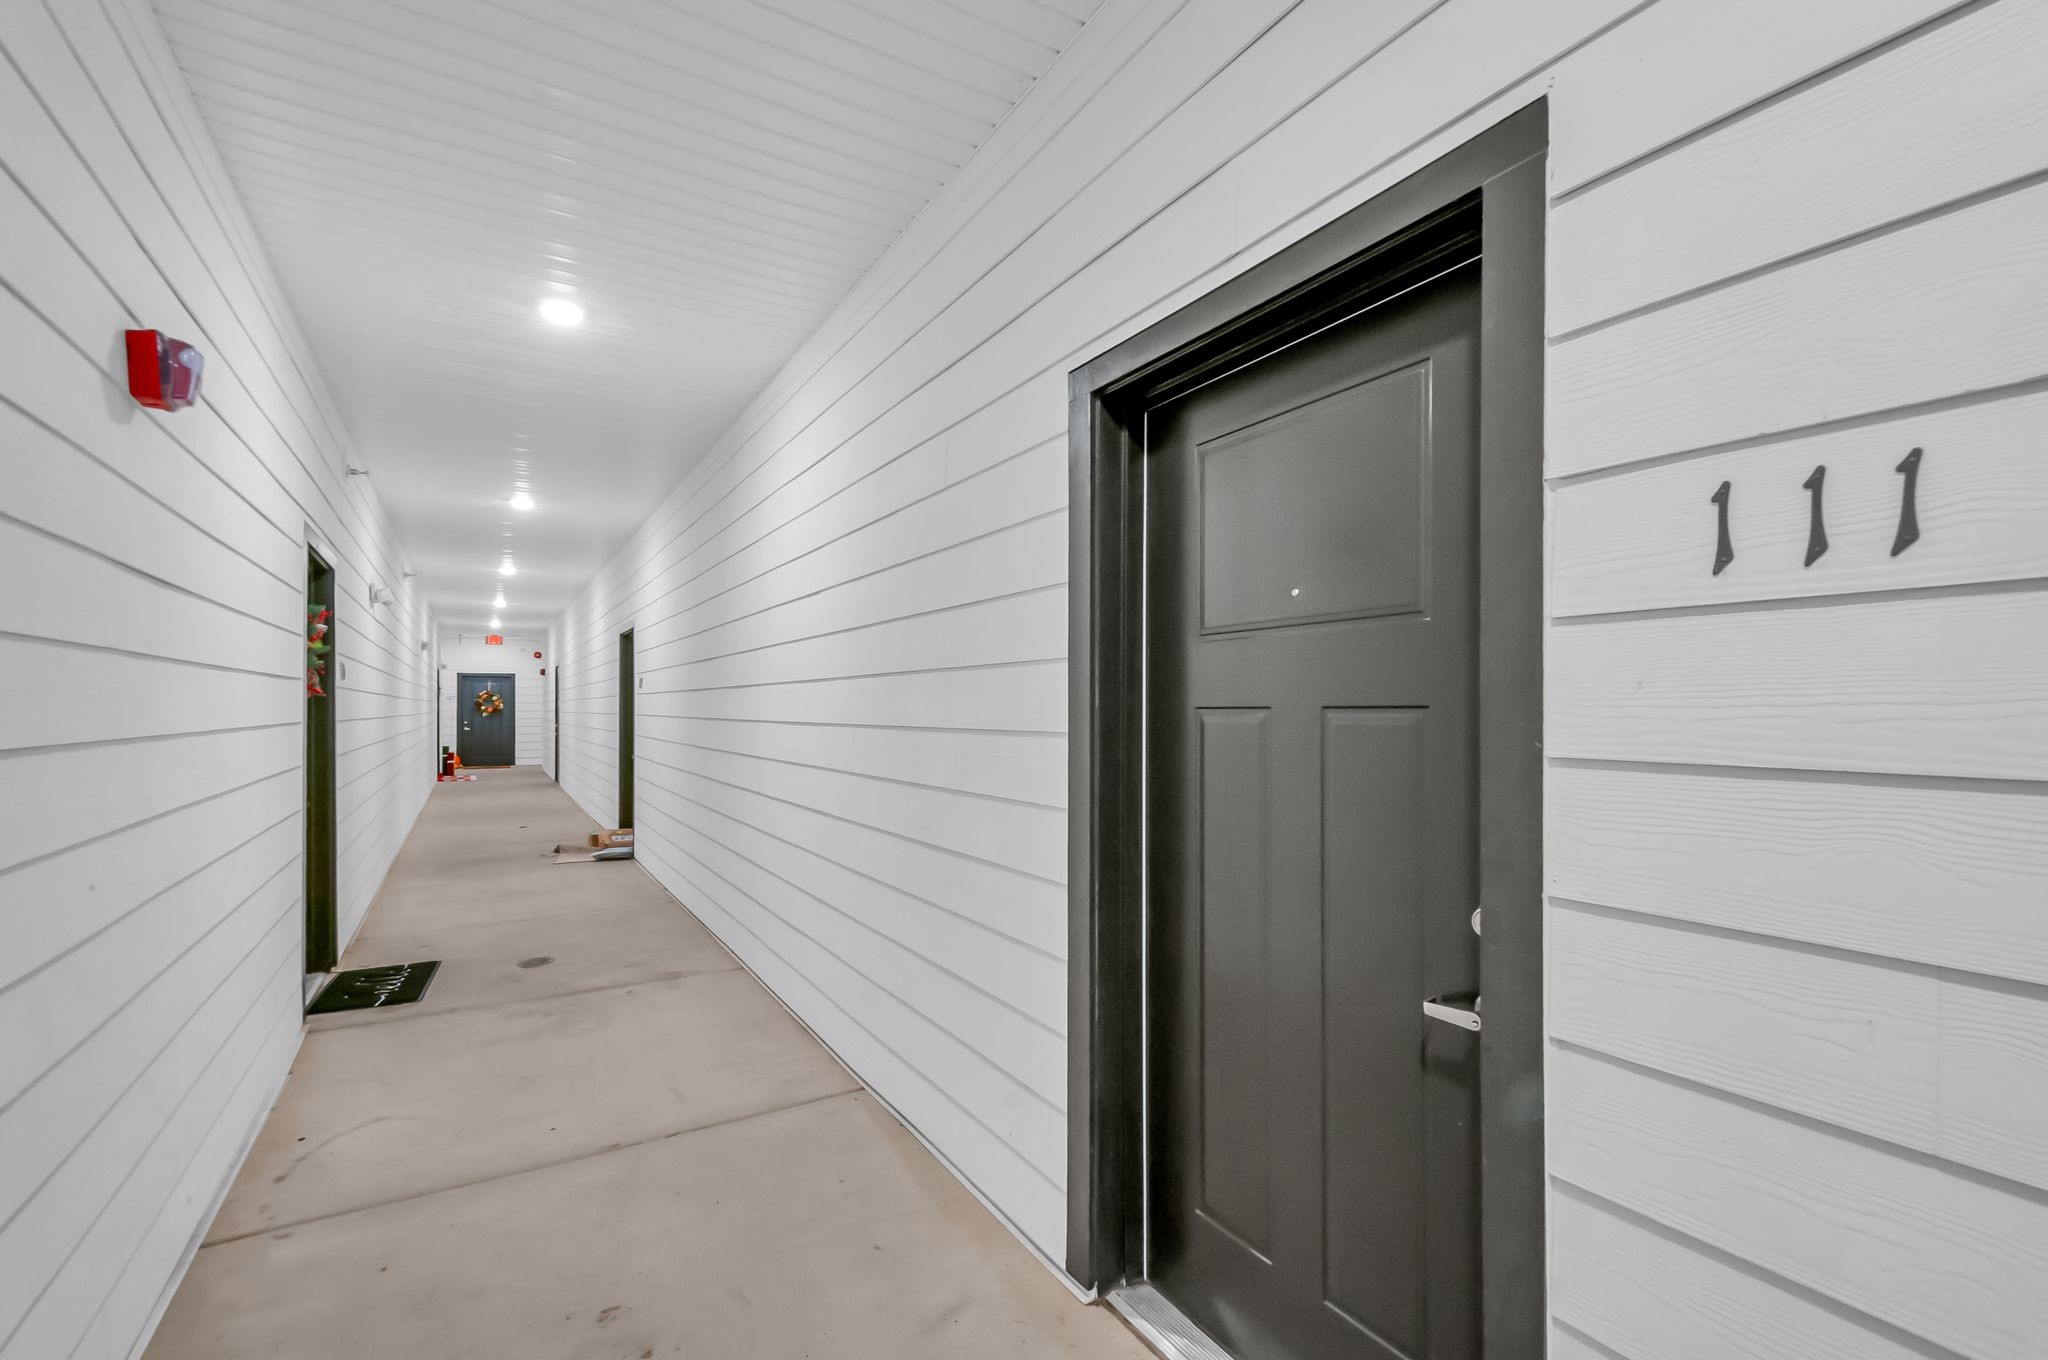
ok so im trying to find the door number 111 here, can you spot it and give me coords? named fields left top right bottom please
left=1710, top=447, right=1922, bottom=576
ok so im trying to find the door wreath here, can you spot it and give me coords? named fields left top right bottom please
left=472, top=688, right=505, bottom=717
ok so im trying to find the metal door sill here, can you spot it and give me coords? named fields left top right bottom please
left=1108, top=1284, right=1236, bottom=1360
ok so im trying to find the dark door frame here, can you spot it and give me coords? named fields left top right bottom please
left=553, top=663, right=562, bottom=781
left=617, top=629, right=635, bottom=827
left=455, top=671, right=517, bottom=767
left=304, top=546, right=339, bottom=977
left=1066, top=101, right=1547, bottom=1355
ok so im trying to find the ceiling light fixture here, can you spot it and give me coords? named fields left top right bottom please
left=537, top=297, right=585, bottom=327
left=490, top=616, right=502, bottom=628
left=509, top=491, right=536, bottom=512
left=492, top=593, right=507, bottom=609
left=498, top=560, right=516, bottom=577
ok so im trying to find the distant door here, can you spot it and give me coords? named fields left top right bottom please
left=304, top=548, right=339, bottom=976
left=1147, top=265, right=1483, bottom=1359
left=553, top=664, right=562, bottom=781
left=456, top=672, right=517, bottom=767
left=617, top=630, right=635, bottom=826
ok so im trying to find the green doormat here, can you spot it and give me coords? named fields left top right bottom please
left=307, top=961, right=441, bottom=1014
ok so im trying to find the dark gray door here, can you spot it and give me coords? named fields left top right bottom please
left=1147, top=265, right=1481, bottom=1360
left=617, top=630, right=635, bottom=827
left=456, top=672, right=516, bottom=767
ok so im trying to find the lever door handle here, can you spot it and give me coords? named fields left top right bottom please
left=1423, top=994, right=1481, bottom=1032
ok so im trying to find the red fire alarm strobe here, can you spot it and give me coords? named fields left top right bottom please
left=532, top=650, right=542, bottom=659
left=125, top=330, right=204, bottom=411
left=484, top=634, right=504, bottom=646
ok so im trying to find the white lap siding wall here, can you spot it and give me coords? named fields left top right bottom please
left=0, top=3, right=434, bottom=1358
left=544, top=0, right=2048, bottom=1354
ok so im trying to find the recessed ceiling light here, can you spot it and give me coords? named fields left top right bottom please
left=509, top=491, right=536, bottom=512
left=498, top=560, right=517, bottom=577
left=490, top=616, right=502, bottom=628
left=492, top=593, right=507, bottom=609
left=537, top=297, right=584, bottom=327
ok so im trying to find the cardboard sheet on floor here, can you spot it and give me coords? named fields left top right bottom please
left=552, top=843, right=633, bottom=864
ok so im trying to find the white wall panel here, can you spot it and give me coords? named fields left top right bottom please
left=0, top=5, right=432, bottom=1359
left=1548, top=763, right=2048, bottom=986
left=530, top=0, right=2048, bottom=1351
left=1552, top=1046, right=2048, bottom=1360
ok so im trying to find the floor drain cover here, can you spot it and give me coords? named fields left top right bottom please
left=517, top=956, right=554, bottom=969
left=307, top=961, right=441, bottom=1014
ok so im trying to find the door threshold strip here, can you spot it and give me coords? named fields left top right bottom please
left=1108, top=1284, right=1235, bottom=1360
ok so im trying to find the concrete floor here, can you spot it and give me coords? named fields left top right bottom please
left=145, top=767, right=1149, bottom=1360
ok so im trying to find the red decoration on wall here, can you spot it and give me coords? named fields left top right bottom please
left=306, top=606, right=331, bottom=697
left=125, top=330, right=205, bottom=411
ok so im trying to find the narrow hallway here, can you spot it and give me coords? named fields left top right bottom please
left=144, top=770, right=1145, bottom=1360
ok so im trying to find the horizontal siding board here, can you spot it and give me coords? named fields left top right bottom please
left=1551, top=1045, right=2048, bottom=1359
left=0, top=638, right=297, bottom=753
left=1550, top=177, right=2048, bottom=476
left=0, top=724, right=294, bottom=881
left=1547, top=763, right=2048, bottom=986
left=646, top=741, right=1063, bottom=883
left=1551, top=389, right=2048, bottom=616
left=651, top=445, right=1062, bottom=652
left=653, top=588, right=1067, bottom=693
left=1551, top=0, right=2048, bottom=333
left=658, top=762, right=1064, bottom=958
left=1551, top=1190, right=1932, bottom=1360
left=1937, top=982, right=2048, bottom=1195
left=1549, top=590, right=2048, bottom=777
left=1229, top=0, right=1642, bottom=249
left=0, top=519, right=290, bottom=674
left=647, top=515, right=1066, bottom=671
left=661, top=717, right=1065, bottom=808
left=1546, top=0, right=1959, bottom=192
left=0, top=401, right=289, bottom=626
left=646, top=763, right=1064, bottom=1008
left=1548, top=905, right=1942, bottom=1151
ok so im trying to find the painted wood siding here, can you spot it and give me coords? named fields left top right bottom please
left=438, top=633, right=546, bottom=768
left=543, top=0, right=2048, bottom=1350
left=0, top=3, right=434, bottom=1358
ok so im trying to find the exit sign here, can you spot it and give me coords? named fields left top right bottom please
left=484, top=634, right=503, bottom=645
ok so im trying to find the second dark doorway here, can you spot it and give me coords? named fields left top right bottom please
left=617, top=629, right=635, bottom=827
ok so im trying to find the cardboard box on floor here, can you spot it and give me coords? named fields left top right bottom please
left=588, top=828, right=633, bottom=848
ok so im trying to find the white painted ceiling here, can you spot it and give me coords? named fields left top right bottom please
left=152, top=0, right=1099, bottom=631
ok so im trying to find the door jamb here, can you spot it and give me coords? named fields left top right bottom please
left=1065, top=100, right=1548, bottom=1356
left=303, top=544, right=340, bottom=978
